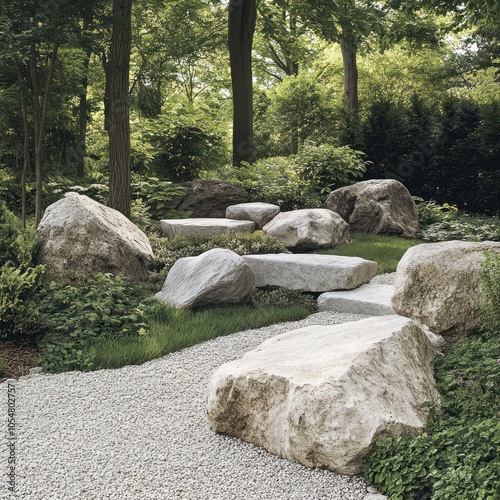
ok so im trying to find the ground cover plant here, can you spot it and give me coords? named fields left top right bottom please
left=365, top=250, right=500, bottom=499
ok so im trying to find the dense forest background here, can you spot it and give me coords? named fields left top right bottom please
left=0, top=0, right=499, bottom=225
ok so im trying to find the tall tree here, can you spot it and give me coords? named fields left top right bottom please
left=108, top=0, right=133, bottom=217
left=228, top=0, right=257, bottom=165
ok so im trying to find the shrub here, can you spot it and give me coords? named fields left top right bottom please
left=0, top=200, right=23, bottom=267
left=37, top=273, right=156, bottom=373
left=413, top=197, right=459, bottom=226
left=0, top=263, right=45, bottom=339
left=149, top=231, right=290, bottom=291
left=296, top=143, right=367, bottom=196
left=206, top=157, right=322, bottom=210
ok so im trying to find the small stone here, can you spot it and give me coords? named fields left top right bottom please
left=29, top=367, right=44, bottom=375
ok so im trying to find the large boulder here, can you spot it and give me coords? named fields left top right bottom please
left=177, top=180, right=249, bottom=218
left=263, top=209, right=349, bottom=249
left=36, top=193, right=153, bottom=281
left=325, top=179, right=419, bottom=238
left=155, top=248, right=255, bottom=308
left=206, top=315, right=440, bottom=475
left=226, top=202, right=280, bottom=229
left=392, top=240, right=500, bottom=334
left=243, top=254, right=377, bottom=292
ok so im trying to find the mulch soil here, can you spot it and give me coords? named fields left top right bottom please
left=0, top=338, right=40, bottom=379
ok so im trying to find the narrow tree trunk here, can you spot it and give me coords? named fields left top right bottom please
left=18, top=66, right=30, bottom=228
left=228, top=0, right=257, bottom=166
left=76, top=50, right=91, bottom=178
left=108, top=0, right=132, bottom=217
left=30, top=42, right=59, bottom=228
left=340, top=35, right=359, bottom=118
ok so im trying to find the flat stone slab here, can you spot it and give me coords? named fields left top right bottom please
left=318, top=284, right=395, bottom=315
left=242, top=254, right=378, bottom=292
left=160, top=218, right=255, bottom=239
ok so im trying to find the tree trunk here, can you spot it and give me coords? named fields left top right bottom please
left=340, top=34, right=359, bottom=118
left=30, top=42, right=59, bottom=228
left=18, top=66, right=30, bottom=229
left=108, top=0, right=132, bottom=218
left=76, top=49, right=91, bottom=178
left=228, top=0, right=257, bottom=166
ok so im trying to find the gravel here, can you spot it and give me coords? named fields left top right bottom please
left=2, top=273, right=400, bottom=499
left=0, top=310, right=380, bottom=500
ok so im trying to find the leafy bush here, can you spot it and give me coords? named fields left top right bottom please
left=37, top=273, right=156, bottom=373
left=0, top=200, right=25, bottom=267
left=207, top=156, right=322, bottom=210
left=296, top=143, right=367, bottom=196
left=0, top=263, right=45, bottom=339
left=413, top=197, right=459, bottom=226
left=149, top=231, right=290, bottom=291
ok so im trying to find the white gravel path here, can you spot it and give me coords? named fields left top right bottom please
left=1, top=275, right=395, bottom=500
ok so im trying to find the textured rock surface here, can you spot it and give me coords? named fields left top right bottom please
left=226, top=202, right=280, bottom=229
left=36, top=192, right=153, bottom=281
left=160, top=218, right=255, bottom=239
left=243, top=253, right=377, bottom=292
left=392, top=240, right=500, bottom=334
left=177, top=179, right=249, bottom=218
left=263, top=208, right=349, bottom=249
left=318, top=284, right=395, bottom=315
left=206, top=315, right=439, bottom=475
left=155, top=248, right=254, bottom=308
left=325, top=179, right=419, bottom=238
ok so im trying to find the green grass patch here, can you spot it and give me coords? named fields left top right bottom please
left=91, top=302, right=311, bottom=370
left=316, top=233, right=423, bottom=274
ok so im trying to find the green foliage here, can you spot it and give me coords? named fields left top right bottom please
left=480, top=251, right=500, bottom=335
left=207, top=156, right=322, bottom=210
left=296, top=143, right=367, bottom=195
left=91, top=302, right=311, bottom=370
left=131, top=176, right=186, bottom=219
left=317, top=233, right=423, bottom=274
left=419, top=213, right=500, bottom=242
left=0, top=202, right=43, bottom=339
left=0, top=263, right=45, bottom=340
left=37, top=273, right=156, bottom=373
left=365, top=329, right=500, bottom=499
left=413, top=197, right=458, bottom=226
left=149, top=231, right=290, bottom=291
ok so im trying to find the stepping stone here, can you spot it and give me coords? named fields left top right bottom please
left=242, top=254, right=377, bottom=292
left=160, top=218, right=255, bottom=239
left=318, top=283, right=395, bottom=315
left=226, top=202, right=280, bottom=229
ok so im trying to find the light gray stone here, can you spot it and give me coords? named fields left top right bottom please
left=243, top=253, right=377, bottom=292
left=263, top=209, right=349, bottom=249
left=325, top=179, right=419, bottom=238
left=155, top=248, right=255, bottom=308
left=318, top=284, right=395, bottom=315
left=160, top=218, right=255, bottom=239
left=363, top=494, right=388, bottom=500
left=206, top=315, right=440, bottom=475
left=226, top=202, right=280, bottom=229
left=392, top=240, right=500, bottom=334
left=36, top=193, right=153, bottom=281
